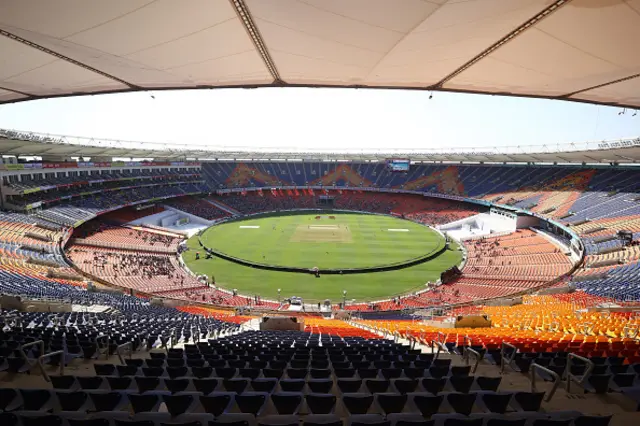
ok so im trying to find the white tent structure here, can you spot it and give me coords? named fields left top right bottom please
left=0, top=0, right=639, bottom=108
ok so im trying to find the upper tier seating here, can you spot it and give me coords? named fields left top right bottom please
left=212, top=192, right=479, bottom=222
left=201, top=162, right=640, bottom=303
left=7, top=168, right=198, bottom=192
left=203, top=162, right=640, bottom=225
left=30, top=183, right=209, bottom=226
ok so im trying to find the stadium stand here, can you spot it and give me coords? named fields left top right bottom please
left=0, top=277, right=637, bottom=424
left=211, top=191, right=480, bottom=223
left=3, top=158, right=640, bottom=307
left=18, top=184, right=204, bottom=228
left=72, top=222, right=182, bottom=251
left=1, top=160, right=640, bottom=423
left=357, top=294, right=639, bottom=353
left=64, top=221, right=279, bottom=308
left=164, top=196, right=231, bottom=221
left=203, top=162, right=640, bottom=304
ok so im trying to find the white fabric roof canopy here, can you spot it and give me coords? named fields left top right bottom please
left=0, top=0, right=639, bottom=108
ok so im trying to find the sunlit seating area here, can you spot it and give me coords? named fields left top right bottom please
left=356, top=294, right=640, bottom=355
left=72, top=221, right=182, bottom=251
left=66, top=246, right=203, bottom=294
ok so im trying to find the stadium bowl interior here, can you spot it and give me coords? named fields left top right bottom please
left=2, top=0, right=640, bottom=423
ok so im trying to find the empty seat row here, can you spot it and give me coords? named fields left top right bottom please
left=93, top=364, right=470, bottom=380
left=49, top=375, right=502, bottom=395
left=0, top=411, right=612, bottom=426
left=122, top=356, right=444, bottom=370
left=0, top=388, right=553, bottom=416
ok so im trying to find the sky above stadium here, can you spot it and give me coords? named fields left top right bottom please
left=0, top=89, right=638, bottom=153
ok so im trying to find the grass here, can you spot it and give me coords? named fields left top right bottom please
left=200, top=213, right=442, bottom=269
left=183, top=212, right=463, bottom=302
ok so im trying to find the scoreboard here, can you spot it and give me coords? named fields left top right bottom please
left=385, top=158, right=410, bottom=172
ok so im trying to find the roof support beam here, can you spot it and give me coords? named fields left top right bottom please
left=561, top=73, right=640, bottom=98
left=229, top=0, right=282, bottom=83
left=430, top=0, right=572, bottom=89
left=1, top=147, right=31, bottom=155
left=0, top=28, right=140, bottom=89
left=0, top=85, right=36, bottom=98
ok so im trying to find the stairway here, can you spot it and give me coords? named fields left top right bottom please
left=204, top=198, right=242, bottom=216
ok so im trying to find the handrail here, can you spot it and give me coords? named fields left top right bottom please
left=116, top=342, right=132, bottom=365
left=431, top=339, right=448, bottom=359
left=566, top=353, right=595, bottom=393
left=161, top=328, right=177, bottom=351
left=579, top=323, right=594, bottom=335
left=95, top=335, right=110, bottom=359
left=500, top=342, right=518, bottom=374
left=430, top=340, right=439, bottom=358
left=623, top=325, right=639, bottom=339
left=4, top=314, right=22, bottom=327
left=38, top=350, right=65, bottom=382
left=530, top=362, right=561, bottom=402
left=409, top=336, right=417, bottom=351
left=19, top=340, right=49, bottom=380
left=170, top=328, right=177, bottom=348
left=464, top=347, right=483, bottom=373
left=436, top=332, right=446, bottom=345
left=460, top=335, right=473, bottom=359
left=48, top=314, right=61, bottom=326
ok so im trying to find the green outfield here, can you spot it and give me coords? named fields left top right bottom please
left=183, top=212, right=463, bottom=302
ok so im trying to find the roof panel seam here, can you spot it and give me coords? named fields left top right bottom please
left=0, top=28, right=141, bottom=89
left=431, top=0, right=572, bottom=88
left=364, top=1, right=447, bottom=83
left=563, top=72, right=640, bottom=98
left=0, top=85, right=36, bottom=98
